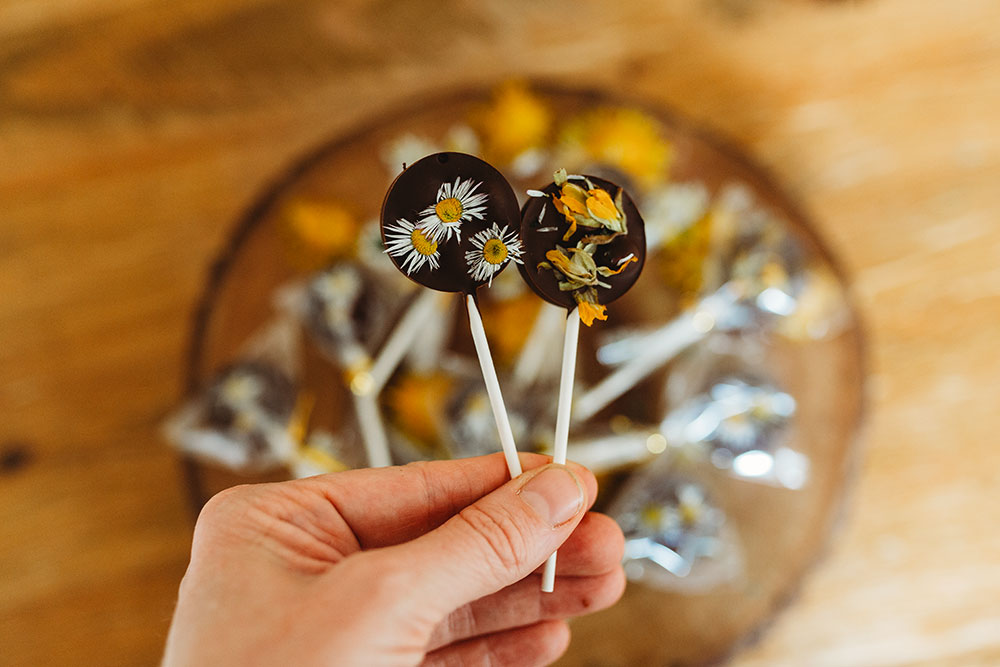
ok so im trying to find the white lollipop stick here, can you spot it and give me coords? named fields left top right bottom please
left=572, top=286, right=737, bottom=423
left=368, top=290, right=443, bottom=392
left=541, top=307, right=581, bottom=593
left=338, top=344, right=393, bottom=470
left=512, top=302, right=566, bottom=389
left=465, top=295, right=523, bottom=479
left=352, top=392, right=393, bottom=468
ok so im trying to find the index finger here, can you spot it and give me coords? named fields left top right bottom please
left=300, top=452, right=598, bottom=549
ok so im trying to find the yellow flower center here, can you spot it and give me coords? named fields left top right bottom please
left=410, top=228, right=438, bottom=256
left=435, top=197, right=464, bottom=223
left=482, top=238, right=508, bottom=265
left=641, top=505, right=663, bottom=527
left=680, top=502, right=701, bottom=526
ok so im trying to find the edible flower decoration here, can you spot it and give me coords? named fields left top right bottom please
left=417, top=177, right=489, bottom=243
left=548, top=168, right=627, bottom=242
left=538, top=243, right=637, bottom=326
left=383, top=217, right=441, bottom=275
left=465, top=223, right=524, bottom=286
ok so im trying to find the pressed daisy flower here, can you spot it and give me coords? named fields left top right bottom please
left=418, top=177, right=489, bottom=243
left=383, top=217, right=441, bottom=275
left=465, top=223, right=523, bottom=286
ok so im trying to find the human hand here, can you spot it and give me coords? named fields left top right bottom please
left=163, top=453, right=625, bottom=666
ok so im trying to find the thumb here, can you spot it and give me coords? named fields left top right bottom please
left=381, top=463, right=589, bottom=614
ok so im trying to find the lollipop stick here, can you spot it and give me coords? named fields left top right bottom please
left=353, top=392, right=392, bottom=468
left=541, top=307, right=581, bottom=593
left=465, top=295, right=523, bottom=479
left=572, top=286, right=737, bottom=423
left=512, top=302, right=565, bottom=389
left=369, top=290, right=443, bottom=392
left=572, top=312, right=701, bottom=423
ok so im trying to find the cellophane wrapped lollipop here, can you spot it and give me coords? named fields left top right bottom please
left=163, top=318, right=303, bottom=472
left=274, top=263, right=398, bottom=468
left=381, top=152, right=526, bottom=478
left=608, top=471, right=743, bottom=592
left=519, top=168, right=646, bottom=591
left=572, top=181, right=846, bottom=425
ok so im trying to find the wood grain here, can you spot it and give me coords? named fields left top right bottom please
left=1, top=0, right=998, bottom=665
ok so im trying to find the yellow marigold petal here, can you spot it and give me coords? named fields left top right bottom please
left=551, top=194, right=572, bottom=222
left=544, top=248, right=572, bottom=272
left=603, top=255, right=638, bottom=276
left=586, top=189, right=619, bottom=221
left=561, top=215, right=577, bottom=241
left=562, top=181, right=589, bottom=203
left=551, top=194, right=580, bottom=239
left=560, top=192, right=587, bottom=216
left=577, top=300, right=608, bottom=326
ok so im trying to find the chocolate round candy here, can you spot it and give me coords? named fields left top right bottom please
left=518, top=173, right=645, bottom=323
left=380, top=152, right=523, bottom=294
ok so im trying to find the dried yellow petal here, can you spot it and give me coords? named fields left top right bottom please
left=586, top=189, right=619, bottom=222
left=577, top=300, right=608, bottom=326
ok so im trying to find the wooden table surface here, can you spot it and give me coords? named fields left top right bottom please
left=2, top=1, right=998, bottom=665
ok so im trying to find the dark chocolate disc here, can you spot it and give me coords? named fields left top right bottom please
left=518, top=173, right=646, bottom=321
left=380, top=152, right=523, bottom=293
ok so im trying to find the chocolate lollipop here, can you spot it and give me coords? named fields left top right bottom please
left=381, top=152, right=525, bottom=478
left=519, top=168, right=646, bottom=591
left=520, top=168, right=646, bottom=324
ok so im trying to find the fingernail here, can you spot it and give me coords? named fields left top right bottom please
left=517, top=466, right=585, bottom=527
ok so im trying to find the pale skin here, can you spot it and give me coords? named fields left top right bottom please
left=163, top=453, right=626, bottom=666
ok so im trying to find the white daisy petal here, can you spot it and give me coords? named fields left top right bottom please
left=384, top=218, right=440, bottom=275
left=465, top=223, right=524, bottom=286
left=417, top=176, right=490, bottom=245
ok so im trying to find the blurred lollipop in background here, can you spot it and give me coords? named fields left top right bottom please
left=276, top=262, right=449, bottom=469
left=575, top=183, right=850, bottom=423
left=608, top=468, right=743, bottom=592
left=163, top=317, right=304, bottom=472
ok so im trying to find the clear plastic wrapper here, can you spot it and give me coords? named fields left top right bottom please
left=608, top=465, right=743, bottom=592
left=163, top=318, right=302, bottom=472
left=662, top=376, right=807, bottom=490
